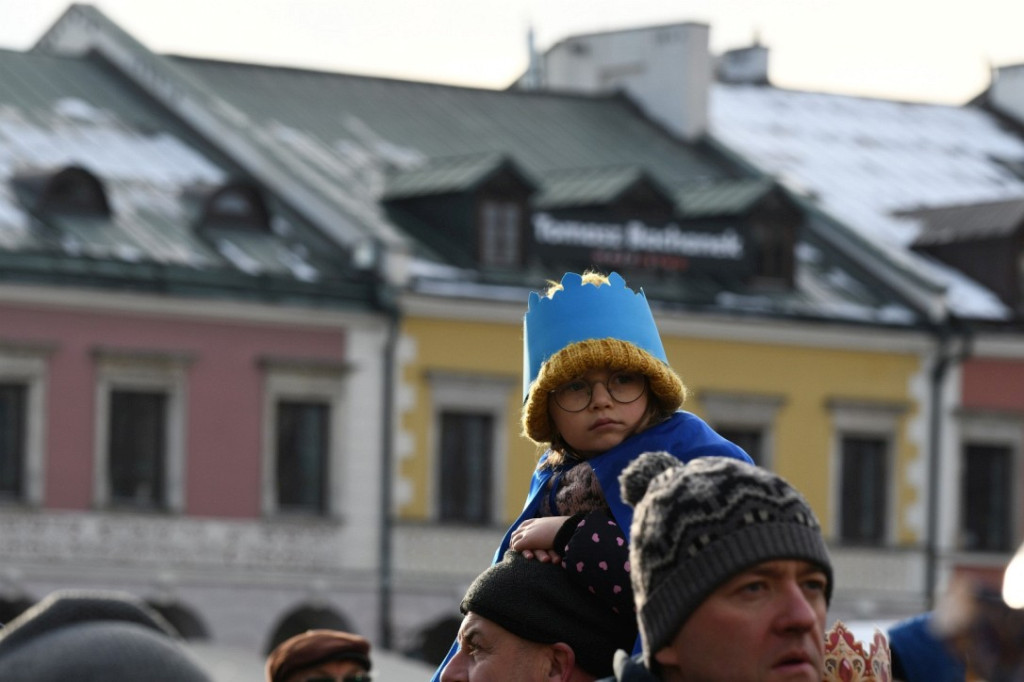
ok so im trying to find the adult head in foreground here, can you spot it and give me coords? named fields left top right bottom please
left=441, top=549, right=637, bottom=682
left=265, top=628, right=372, bottom=682
left=0, top=589, right=212, bottom=682
left=604, top=453, right=834, bottom=682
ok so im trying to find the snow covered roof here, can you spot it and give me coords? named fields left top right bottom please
left=15, top=6, right=944, bottom=328
left=710, top=83, right=1024, bottom=320
left=0, top=48, right=379, bottom=309
left=159, top=58, right=929, bottom=326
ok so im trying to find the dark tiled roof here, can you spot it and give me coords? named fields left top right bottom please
left=383, top=152, right=531, bottom=201
left=533, top=166, right=657, bottom=209
left=167, top=57, right=930, bottom=326
left=171, top=57, right=742, bottom=191
left=676, top=178, right=774, bottom=218
left=12, top=3, right=940, bottom=327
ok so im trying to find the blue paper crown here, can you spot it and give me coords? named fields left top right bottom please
left=522, top=271, right=668, bottom=400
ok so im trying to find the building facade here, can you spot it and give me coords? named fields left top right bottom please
left=4, top=5, right=1006, bottom=670
left=0, top=31, right=396, bottom=655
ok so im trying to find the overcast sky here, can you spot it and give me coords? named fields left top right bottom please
left=2, top=0, right=1023, bottom=104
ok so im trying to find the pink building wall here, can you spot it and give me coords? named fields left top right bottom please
left=962, top=358, right=1024, bottom=411
left=2, top=301, right=347, bottom=517
left=961, top=357, right=1024, bottom=552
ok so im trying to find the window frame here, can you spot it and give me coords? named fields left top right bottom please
left=698, top=391, right=784, bottom=469
left=827, top=399, right=905, bottom=547
left=274, top=399, right=332, bottom=516
left=92, top=349, right=191, bottom=513
left=837, top=434, right=890, bottom=545
left=0, top=342, right=51, bottom=506
left=261, top=359, right=348, bottom=519
left=437, top=410, right=496, bottom=525
left=956, top=410, right=1023, bottom=554
left=478, top=198, right=523, bottom=268
left=106, top=387, right=170, bottom=509
left=427, top=371, right=514, bottom=526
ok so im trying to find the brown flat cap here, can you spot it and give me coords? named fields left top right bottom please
left=265, top=629, right=372, bottom=682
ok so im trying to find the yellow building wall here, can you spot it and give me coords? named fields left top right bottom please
left=397, top=316, right=540, bottom=523
left=669, top=335, right=923, bottom=543
left=399, top=313, right=924, bottom=544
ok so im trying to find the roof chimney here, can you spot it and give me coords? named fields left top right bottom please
left=536, top=23, right=712, bottom=141
left=522, top=24, right=544, bottom=90
left=716, top=41, right=770, bottom=85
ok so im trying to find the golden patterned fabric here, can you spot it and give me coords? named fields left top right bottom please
left=823, top=621, right=891, bottom=682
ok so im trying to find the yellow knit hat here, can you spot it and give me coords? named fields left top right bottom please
left=522, top=338, right=686, bottom=444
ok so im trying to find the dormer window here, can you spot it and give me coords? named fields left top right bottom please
left=12, top=165, right=110, bottom=217
left=381, top=153, right=534, bottom=270
left=194, top=182, right=270, bottom=232
left=750, top=217, right=795, bottom=286
left=480, top=199, right=522, bottom=267
left=678, top=179, right=798, bottom=289
left=903, top=197, right=1024, bottom=312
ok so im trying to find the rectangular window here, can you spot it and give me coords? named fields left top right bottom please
left=108, top=390, right=167, bottom=509
left=0, top=383, right=26, bottom=501
left=439, top=411, right=494, bottom=525
left=839, top=435, right=888, bottom=545
left=962, top=443, right=1013, bottom=552
left=750, top=220, right=794, bottom=288
left=480, top=201, right=521, bottom=267
left=276, top=400, right=330, bottom=515
left=715, top=426, right=764, bottom=467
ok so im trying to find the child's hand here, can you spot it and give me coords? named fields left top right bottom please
left=511, top=516, right=569, bottom=563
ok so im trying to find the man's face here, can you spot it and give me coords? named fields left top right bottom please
left=654, top=559, right=828, bottom=682
left=440, top=612, right=556, bottom=682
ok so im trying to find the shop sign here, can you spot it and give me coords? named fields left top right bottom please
left=532, top=212, right=747, bottom=274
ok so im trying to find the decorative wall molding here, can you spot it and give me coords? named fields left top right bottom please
left=0, top=512, right=347, bottom=572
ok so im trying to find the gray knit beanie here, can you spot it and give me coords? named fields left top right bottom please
left=621, top=453, right=833, bottom=667
left=460, top=550, right=637, bottom=678
left=0, top=590, right=212, bottom=682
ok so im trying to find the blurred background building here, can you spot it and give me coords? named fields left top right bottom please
left=1, top=4, right=1023, bottom=674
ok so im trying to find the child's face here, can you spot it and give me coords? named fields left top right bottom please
left=548, top=367, right=650, bottom=458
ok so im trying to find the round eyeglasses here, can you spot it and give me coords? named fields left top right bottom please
left=549, top=370, right=647, bottom=412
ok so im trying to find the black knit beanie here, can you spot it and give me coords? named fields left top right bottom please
left=0, top=590, right=212, bottom=682
left=620, top=453, right=833, bottom=668
left=460, top=550, right=637, bottom=678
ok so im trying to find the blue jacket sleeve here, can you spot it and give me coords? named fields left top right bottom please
left=888, top=613, right=965, bottom=682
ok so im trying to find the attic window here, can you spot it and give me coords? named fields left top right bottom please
left=479, top=199, right=522, bottom=267
left=750, top=219, right=795, bottom=288
left=13, top=165, right=110, bottom=217
left=196, top=182, right=270, bottom=232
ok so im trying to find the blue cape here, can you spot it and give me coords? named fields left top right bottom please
left=493, top=410, right=752, bottom=561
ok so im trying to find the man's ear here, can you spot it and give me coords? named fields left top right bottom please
left=547, top=642, right=576, bottom=682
